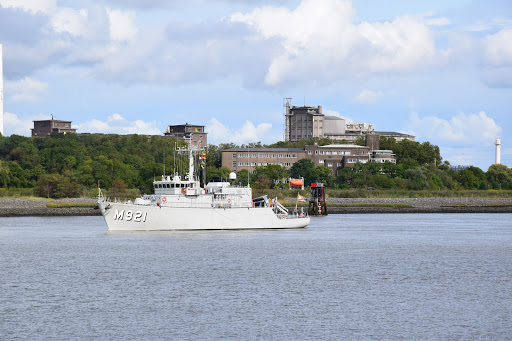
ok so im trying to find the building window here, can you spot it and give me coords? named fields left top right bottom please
left=233, top=153, right=237, bottom=158
left=232, top=161, right=237, bottom=168
left=308, top=150, right=312, bottom=155
left=327, top=163, right=333, bottom=167
left=319, top=160, right=324, bottom=164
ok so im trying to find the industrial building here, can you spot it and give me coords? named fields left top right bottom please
left=284, top=98, right=324, bottom=141
left=32, top=117, right=77, bottom=137
left=283, top=99, right=414, bottom=143
left=164, top=123, right=207, bottom=147
left=222, top=134, right=396, bottom=174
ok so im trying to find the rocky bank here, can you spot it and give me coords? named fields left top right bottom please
left=1, top=197, right=512, bottom=217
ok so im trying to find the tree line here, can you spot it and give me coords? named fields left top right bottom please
left=0, top=133, right=510, bottom=198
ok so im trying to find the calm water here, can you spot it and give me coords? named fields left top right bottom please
left=1, top=214, right=511, bottom=340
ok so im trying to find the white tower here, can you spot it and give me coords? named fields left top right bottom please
left=0, top=44, right=3, bottom=136
left=495, top=136, right=501, bottom=165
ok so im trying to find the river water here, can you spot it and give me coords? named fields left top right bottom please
left=1, top=214, right=511, bottom=340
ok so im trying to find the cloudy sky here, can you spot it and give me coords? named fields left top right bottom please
left=1, top=0, right=511, bottom=170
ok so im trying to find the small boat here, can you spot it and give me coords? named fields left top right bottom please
left=97, top=143, right=310, bottom=231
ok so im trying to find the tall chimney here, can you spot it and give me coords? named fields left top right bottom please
left=495, top=136, right=501, bottom=164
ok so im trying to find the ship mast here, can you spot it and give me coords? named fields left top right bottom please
left=188, top=144, right=195, bottom=181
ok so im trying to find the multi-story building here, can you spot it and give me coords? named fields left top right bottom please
left=164, top=123, right=207, bottom=147
left=222, top=148, right=307, bottom=171
left=284, top=99, right=324, bottom=142
left=32, top=117, right=76, bottom=137
left=222, top=135, right=396, bottom=175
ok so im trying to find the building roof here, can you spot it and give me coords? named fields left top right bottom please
left=318, top=144, right=369, bottom=148
left=223, top=147, right=304, bottom=152
left=33, top=119, right=72, bottom=123
left=375, top=131, right=415, bottom=137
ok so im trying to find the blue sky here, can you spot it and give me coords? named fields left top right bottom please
left=1, top=0, right=511, bottom=170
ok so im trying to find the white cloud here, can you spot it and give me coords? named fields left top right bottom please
left=4, top=77, right=48, bottom=103
left=3, top=112, right=48, bottom=136
left=484, top=28, right=512, bottom=67
left=206, top=118, right=272, bottom=144
left=50, top=7, right=89, bottom=36
left=107, top=8, right=138, bottom=42
left=323, top=109, right=353, bottom=122
left=230, top=0, right=449, bottom=86
left=0, top=0, right=56, bottom=15
left=406, top=110, right=502, bottom=145
left=75, top=113, right=162, bottom=135
left=352, top=89, right=384, bottom=104
left=481, top=28, right=512, bottom=87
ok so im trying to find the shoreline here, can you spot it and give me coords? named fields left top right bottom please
left=1, top=197, right=512, bottom=217
left=321, top=197, right=512, bottom=214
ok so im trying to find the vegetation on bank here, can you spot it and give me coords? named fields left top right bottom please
left=1, top=133, right=511, bottom=199
left=46, top=202, right=98, bottom=208
left=281, top=202, right=413, bottom=208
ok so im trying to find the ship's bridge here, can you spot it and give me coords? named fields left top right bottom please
left=154, top=175, right=201, bottom=196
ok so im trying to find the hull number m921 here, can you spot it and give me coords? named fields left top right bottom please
left=114, top=210, right=148, bottom=222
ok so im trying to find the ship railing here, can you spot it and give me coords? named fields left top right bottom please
left=272, top=197, right=288, bottom=217
left=154, top=201, right=250, bottom=209
left=291, top=207, right=308, bottom=218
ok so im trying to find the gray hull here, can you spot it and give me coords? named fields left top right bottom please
left=99, top=202, right=310, bottom=231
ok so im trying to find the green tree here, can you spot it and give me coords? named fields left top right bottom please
left=252, top=164, right=289, bottom=188
left=235, top=169, right=250, bottom=186
left=486, top=164, right=512, bottom=189
left=311, top=166, right=333, bottom=186
left=289, top=158, right=315, bottom=184
left=0, top=160, right=10, bottom=187
left=109, top=179, right=129, bottom=198
left=458, top=167, right=487, bottom=189
left=38, top=174, right=60, bottom=198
